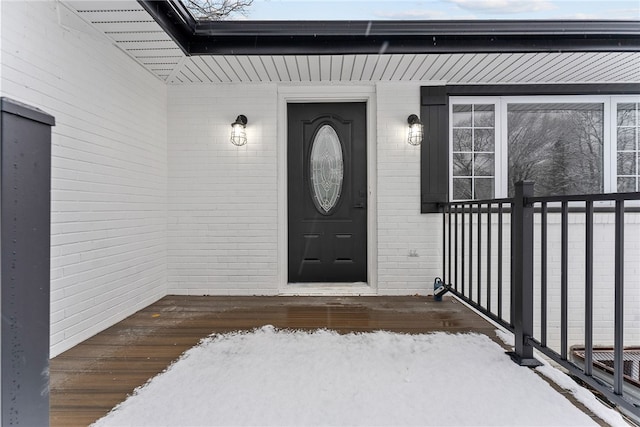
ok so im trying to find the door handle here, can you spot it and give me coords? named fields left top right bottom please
left=353, top=203, right=365, bottom=209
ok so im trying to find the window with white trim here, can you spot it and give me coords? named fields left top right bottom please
left=449, top=96, right=640, bottom=200
left=617, top=102, right=639, bottom=192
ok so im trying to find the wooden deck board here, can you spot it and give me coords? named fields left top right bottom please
left=48, top=295, right=509, bottom=426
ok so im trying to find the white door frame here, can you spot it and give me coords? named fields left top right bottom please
left=277, top=84, right=378, bottom=295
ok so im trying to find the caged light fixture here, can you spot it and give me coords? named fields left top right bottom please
left=230, top=115, right=248, bottom=146
left=407, top=114, right=423, bottom=146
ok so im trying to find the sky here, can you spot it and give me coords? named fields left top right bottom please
left=233, top=0, right=640, bottom=20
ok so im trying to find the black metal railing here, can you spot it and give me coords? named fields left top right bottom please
left=442, top=181, right=640, bottom=418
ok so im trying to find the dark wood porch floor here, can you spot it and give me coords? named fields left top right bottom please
left=48, top=295, right=599, bottom=427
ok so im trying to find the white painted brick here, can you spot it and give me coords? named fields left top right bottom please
left=167, top=84, right=279, bottom=294
left=1, top=1, right=168, bottom=357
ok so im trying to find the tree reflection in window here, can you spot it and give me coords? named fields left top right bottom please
left=507, top=103, right=604, bottom=197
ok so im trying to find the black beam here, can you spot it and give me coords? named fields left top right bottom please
left=138, top=0, right=195, bottom=55
left=190, top=20, right=640, bottom=55
left=138, top=1, right=640, bottom=55
left=444, top=83, right=640, bottom=98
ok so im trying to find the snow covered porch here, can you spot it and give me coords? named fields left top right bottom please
left=49, top=295, right=612, bottom=427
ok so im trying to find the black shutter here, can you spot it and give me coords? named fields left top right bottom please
left=420, top=86, right=448, bottom=213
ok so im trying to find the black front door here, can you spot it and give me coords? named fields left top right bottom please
left=288, top=102, right=367, bottom=283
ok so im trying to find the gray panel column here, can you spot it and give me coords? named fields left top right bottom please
left=1, top=97, right=54, bottom=427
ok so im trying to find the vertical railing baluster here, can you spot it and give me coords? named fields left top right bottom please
left=469, top=203, right=473, bottom=301
left=498, top=202, right=503, bottom=320
left=461, top=204, right=466, bottom=296
left=585, top=201, right=593, bottom=377
left=614, top=200, right=624, bottom=395
left=454, top=205, right=459, bottom=292
left=541, top=202, right=548, bottom=348
left=443, top=206, right=447, bottom=286
left=477, top=203, right=482, bottom=305
left=561, top=201, right=568, bottom=360
left=487, top=203, right=492, bottom=313
left=510, top=201, right=515, bottom=326
left=448, top=204, right=452, bottom=287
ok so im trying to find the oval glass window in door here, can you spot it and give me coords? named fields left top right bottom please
left=310, top=124, right=344, bottom=214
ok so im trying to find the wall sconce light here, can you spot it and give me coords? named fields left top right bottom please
left=230, top=115, right=248, bottom=146
left=407, top=114, right=423, bottom=146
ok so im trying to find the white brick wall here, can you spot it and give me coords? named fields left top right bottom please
left=167, top=84, right=279, bottom=295
left=1, top=1, right=168, bottom=357
left=167, top=82, right=441, bottom=295
left=376, top=82, right=442, bottom=295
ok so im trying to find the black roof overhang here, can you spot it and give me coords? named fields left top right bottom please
left=139, top=0, right=640, bottom=56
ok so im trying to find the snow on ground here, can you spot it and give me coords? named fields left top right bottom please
left=94, top=327, right=611, bottom=426
left=494, top=329, right=629, bottom=427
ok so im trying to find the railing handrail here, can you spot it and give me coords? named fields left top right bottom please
left=445, top=190, right=640, bottom=207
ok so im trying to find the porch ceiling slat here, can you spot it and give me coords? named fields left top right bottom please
left=532, top=52, right=589, bottom=82
left=495, top=53, right=542, bottom=82
left=369, top=55, right=392, bottom=81
left=516, top=52, right=566, bottom=83
left=385, top=54, right=409, bottom=80
left=295, top=56, right=312, bottom=82
left=380, top=54, right=403, bottom=80
left=460, top=53, right=506, bottom=82
left=394, top=53, right=418, bottom=80
left=74, top=10, right=152, bottom=22
left=556, top=52, right=627, bottom=82
left=448, top=53, right=487, bottom=83
left=91, top=21, right=161, bottom=33
left=182, top=60, right=210, bottom=83
left=340, top=55, right=356, bottom=81
left=579, top=53, right=640, bottom=82
left=247, top=56, right=271, bottom=82
left=434, top=54, right=468, bottom=81
left=106, top=31, right=173, bottom=42
left=222, top=56, right=248, bottom=82
left=307, top=56, right=321, bottom=81
left=351, top=55, right=368, bottom=81
left=418, top=53, right=449, bottom=80
left=318, top=56, right=331, bottom=81
left=271, top=56, right=291, bottom=82
left=481, top=53, right=524, bottom=82
left=504, top=52, right=566, bottom=83
left=121, top=40, right=182, bottom=50
left=198, top=57, right=231, bottom=83
left=330, top=55, right=344, bottom=82
left=222, top=56, right=251, bottom=82
left=407, top=54, right=436, bottom=81
left=236, top=56, right=262, bottom=82
left=400, top=54, right=427, bottom=81
left=360, top=55, right=379, bottom=81
left=284, top=56, right=302, bottom=82
left=223, top=56, right=247, bottom=82
left=261, top=56, right=282, bottom=81
left=503, top=53, right=551, bottom=83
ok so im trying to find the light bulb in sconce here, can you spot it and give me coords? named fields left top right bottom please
left=230, top=115, right=248, bottom=146
left=407, top=114, right=423, bottom=146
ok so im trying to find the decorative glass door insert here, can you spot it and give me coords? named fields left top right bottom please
left=310, top=124, right=343, bottom=214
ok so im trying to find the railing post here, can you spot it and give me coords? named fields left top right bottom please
left=508, top=181, right=541, bottom=367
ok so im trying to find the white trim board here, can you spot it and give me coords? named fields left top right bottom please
left=277, top=84, right=378, bottom=295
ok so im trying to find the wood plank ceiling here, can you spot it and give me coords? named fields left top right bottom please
left=65, top=1, right=640, bottom=85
